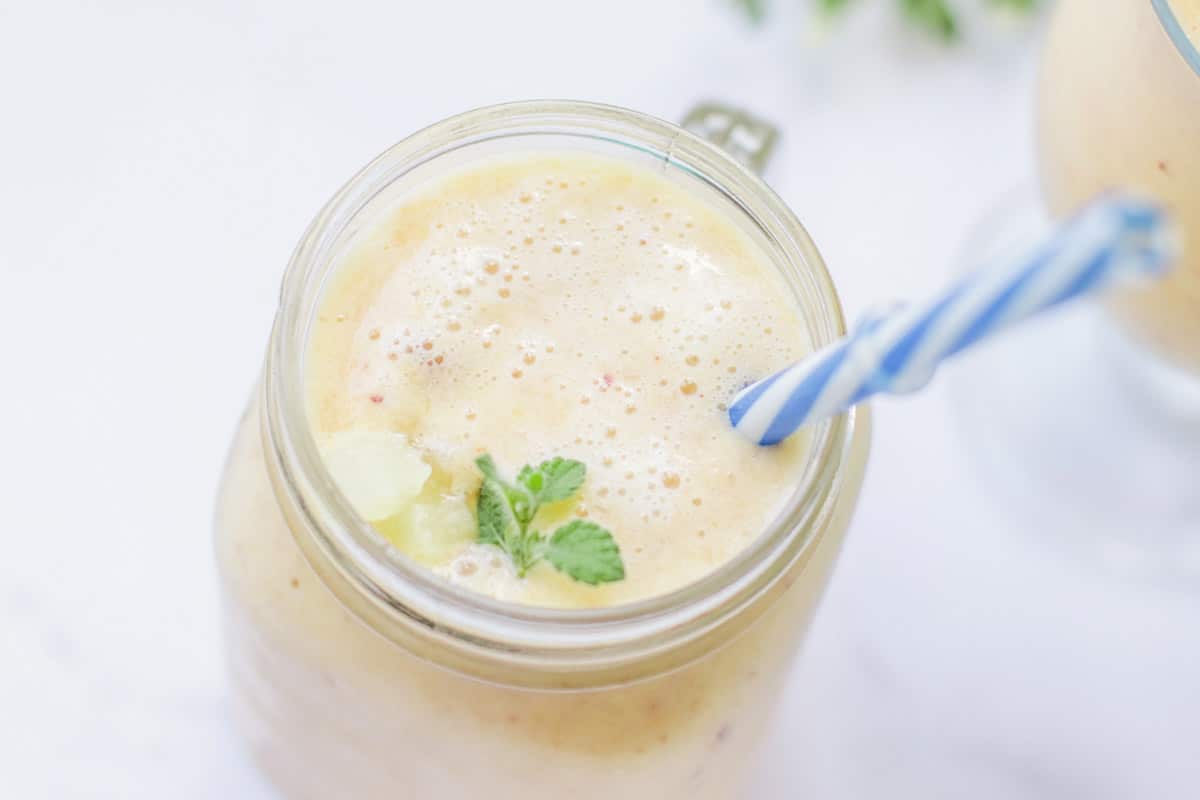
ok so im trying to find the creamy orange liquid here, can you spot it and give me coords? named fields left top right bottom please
left=305, top=153, right=813, bottom=607
left=1040, top=0, right=1200, bottom=371
left=1176, top=0, right=1200, bottom=37
left=214, top=143, right=870, bottom=800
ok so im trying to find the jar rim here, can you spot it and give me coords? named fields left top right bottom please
left=1154, top=0, right=1200, bottom=77
left=263, top=99, right=863, bottom=683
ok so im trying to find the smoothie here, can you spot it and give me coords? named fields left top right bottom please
left=1039, top=0, right=1200, bottom=372
left=305, top=153, right=813, bottom=608
left=214, top=104, right=869, bottom=800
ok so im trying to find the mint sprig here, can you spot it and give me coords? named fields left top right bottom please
left=473, top=454, right=625, bottom=585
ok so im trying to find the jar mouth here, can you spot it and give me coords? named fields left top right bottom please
left=264, top=100, right=860, bottom=679
left=1154, top=0, right=1200, bottom=77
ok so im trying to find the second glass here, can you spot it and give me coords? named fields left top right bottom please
left=1040, top=0, right=1200, bottom=375
left=946, top=0, right=1200, bottom=584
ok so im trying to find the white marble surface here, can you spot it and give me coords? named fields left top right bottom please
left=3, top=1, right=1197, bottom=797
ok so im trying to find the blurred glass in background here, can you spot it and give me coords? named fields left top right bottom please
left=947, top=0, right=1200, bottom=586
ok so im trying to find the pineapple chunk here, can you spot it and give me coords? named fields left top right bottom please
left=375, top=496, right=476, bottom=567
left=319, top=431, right=431, bottom=521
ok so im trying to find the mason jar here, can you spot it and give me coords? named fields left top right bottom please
left=214, top=100, right=871, bottom=800
left=1039, top=0, right=1200, bottom=374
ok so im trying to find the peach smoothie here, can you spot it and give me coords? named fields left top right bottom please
left=214, top=103, right=869, bottom=800
left=1040, top=0, right=1200, bottom=372
left=305, top=153, right=816, bottom=608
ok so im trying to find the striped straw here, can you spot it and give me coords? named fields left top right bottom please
left=729, top=195, right=1177, bottom=446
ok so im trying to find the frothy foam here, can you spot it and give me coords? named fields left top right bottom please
left=306, top=153, right=814, bottom=608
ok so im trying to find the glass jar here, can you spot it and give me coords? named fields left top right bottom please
left=1039, top=0, right=1200, bottom=374
left=214, top=100, right=870, bottom=799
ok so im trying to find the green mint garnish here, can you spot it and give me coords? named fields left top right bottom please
left=543, top=520, right=626, bottom=585
left=518, top=456, right=585, bottom=505
left=473, top=454, right=625, bottom=585
left=475, top=476, right=518, bottom=548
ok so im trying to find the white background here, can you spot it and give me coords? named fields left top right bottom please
left=2, top=1, right=1198, bottom=797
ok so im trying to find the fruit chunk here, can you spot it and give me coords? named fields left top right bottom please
left=319, top=431, right=431, bottom=521
left=376, top=496, right=475, bottom=566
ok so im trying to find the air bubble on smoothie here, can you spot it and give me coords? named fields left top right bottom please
left=436, top=543, right=523, bottom=597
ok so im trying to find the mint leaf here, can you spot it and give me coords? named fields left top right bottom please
left=473, top=453, right=624, bottom=584
left=543, top=520, right=625, bottom=585
left=516, top=464, right=536, bottom=489
left=507, top=485, right=536, bottom=526
left=476, top=478, right=516, bottom=549
left=480, top=455, right=536, bottom=524
left=475, top=454, right=502, bottom=484
left=517, top=531, right=545, bottom=578
left=523, top=457, right=585, bottom=504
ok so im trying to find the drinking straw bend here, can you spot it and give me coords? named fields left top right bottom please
left=729, top=196, right=1177, bottom=446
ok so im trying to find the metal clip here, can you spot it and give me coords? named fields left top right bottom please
left=681, top=103, right=779, bottom=174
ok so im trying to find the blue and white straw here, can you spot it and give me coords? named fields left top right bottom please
left=729, top=195, right=1177, bottom=446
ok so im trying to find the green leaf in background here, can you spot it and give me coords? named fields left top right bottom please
left=819, top=0, right=855, bottom=14
left=900, top=0, right=958, bottom=41
left=732, top=0, right=1038, bottom=41
left=734, top=0, right=768, bottom=24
